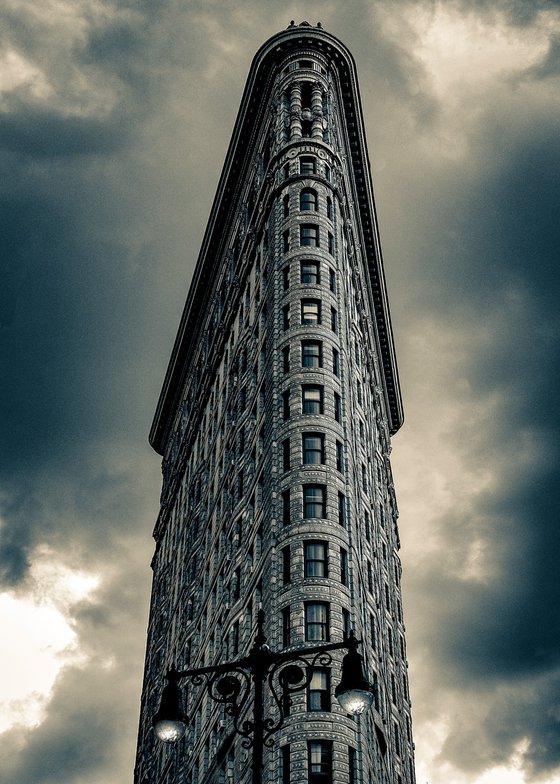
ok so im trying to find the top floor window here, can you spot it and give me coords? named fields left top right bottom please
left=300, top=188, right=318, bottom=212
left=300, top=156, right=316, bottom=175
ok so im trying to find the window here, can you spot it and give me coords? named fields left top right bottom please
left=304, top=541, right=328, bottom=578
left=340, top=547, right=348, bottom=586
left=332, top=348, right=340, bottom=376
left=300, top=260, right=320, bottom=284
left=367, top=561, right=373, bottom=593
left=282, top=607, right=291, bottom=647
left=282, top=546, right=291, bottom=584
left=365, top=511, right=371, bottom=541
left=370, top=613, right=377, bottom=650
left=394, top=722, right=401, bottom=757
left=300, top=156, right=316, bottom=175
left=283, top=305, right=290, bottom=331
left=282, top=346, right=290, bottom=374
left=326, top=196, right=333, bottom=220
left=301, top=299, right=321, bottom=325
left=283, top=230, right=290, bottom=253
left=302, top=340, right=322, bottom=368
left=232, top=619, right=239, bottom=655
left=281, top=745, right=291, bottom=784
left=348, top=748, right=357, bottom=784
left=334, top=392, right=341, bottom=423
left=305, top=602, right=329, bottom=641
left=300, top=224, right=319, bottom=247
left=282, top=489, right=291, bottom=526
left=283, top=163, right=290, bottom=180
left=338, top=492, right=346, bottom=526
left=283, top=194, right=290, bottom=217
left=282, top=438, right=290, bottom=471
left=342, top=608, right=351, bottom=639
left=329, top=268, right=336, bottom=292
left=300, top=188, right=318, bottom=211
left=336, top=440, right=343, bottom=472
left=324, top=164, right=331, bottom=182
left=330, top=307, right=337, bottom=333
left=308, top=669, right=330, bottom=712
left=328, top=232, right=334, bottom=255
left=303, top=433, right=325, bottom=465
left=282, top=390, right=290, bottom=420
left=303, top=385, right=324, bottom=414
left=303, top=484, right=326, bottom=519
left=283, top=266, right=290, bottom=291
left=308, top=740, right=332, bottom=783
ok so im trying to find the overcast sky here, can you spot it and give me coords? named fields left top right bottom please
left=1, top=2, right=560, bottom=783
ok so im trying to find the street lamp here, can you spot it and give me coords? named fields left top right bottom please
left=153, top=610, right=375, bottom=784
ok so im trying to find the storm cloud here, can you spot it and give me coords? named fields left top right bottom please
left=1, top=2, right=560, bottom=783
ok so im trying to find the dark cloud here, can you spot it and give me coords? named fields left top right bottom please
left=2, top=1, right=560, bottom=782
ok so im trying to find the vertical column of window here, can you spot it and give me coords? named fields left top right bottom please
left=289, top=82, right=302, bottom=140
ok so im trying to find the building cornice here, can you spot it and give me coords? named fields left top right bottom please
left=150, top=23, right=403, bottom=455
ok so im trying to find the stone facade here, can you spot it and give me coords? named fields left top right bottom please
left=135, top=22, right=415, bottom=784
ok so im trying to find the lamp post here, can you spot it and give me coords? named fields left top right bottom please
left=153, top=610, right=375, bottom=784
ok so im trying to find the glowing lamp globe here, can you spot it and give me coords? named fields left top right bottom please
left=153, top=671, right=186, bottom=744
left=335, top=638, right=375, bottom=716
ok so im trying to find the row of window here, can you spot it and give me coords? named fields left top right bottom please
left=281, top=433, right=343, bottom=470
left=283, top=189, right=333, bottom=218
left=283, top=300, right=337, bottom=331
left=283, top=224, right=334, bottom=253
left=282, top=341, right=340, bottom=374
left=282, top=485, right=345, bottom=525
left=283, top=260, right=336, bottom=291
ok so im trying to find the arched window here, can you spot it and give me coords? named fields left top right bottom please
left=300, top=188, right=318, bottom=212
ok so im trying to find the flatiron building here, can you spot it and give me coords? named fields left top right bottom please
left=135, top=21, right=415, bottom=784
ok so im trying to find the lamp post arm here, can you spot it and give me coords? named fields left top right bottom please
left=273, top=636, right=359, bottom=664
left=171, top=636, right=360, bottom=681
left=172, top=654, right=254, bottom=681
